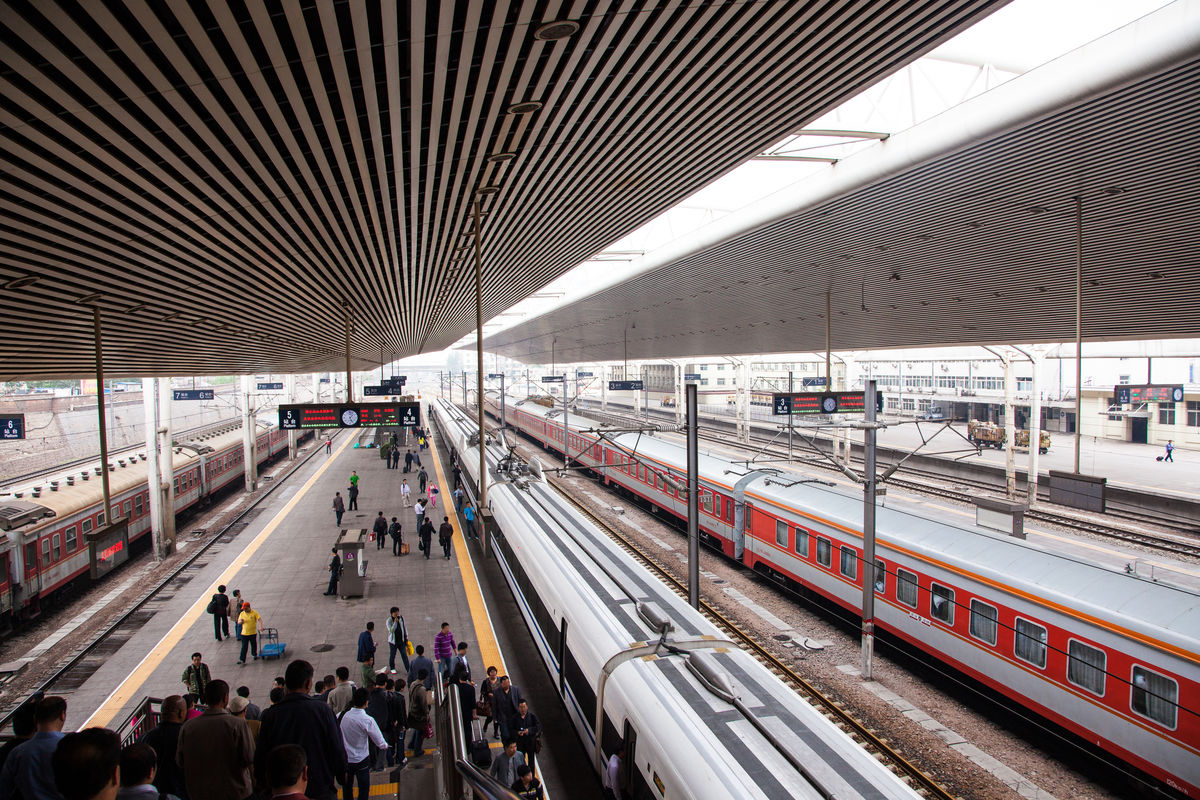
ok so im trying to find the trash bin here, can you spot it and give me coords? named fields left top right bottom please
left=336, top=529, right=368, bottom=598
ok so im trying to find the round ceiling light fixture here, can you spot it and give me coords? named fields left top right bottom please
left=3, top=274, right=38, bottom=289
left=75, top=291, right=102, bottom=304
left=534, top=20, right=580, bottom=40
left=476, top=185, right=500, bottom=196
left=487, top=152, right=517, bottom=163
left=507, top=100, right=543, bottom=115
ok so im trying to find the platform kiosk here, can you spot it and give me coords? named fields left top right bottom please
left=335, top=529, right=368, bottom=597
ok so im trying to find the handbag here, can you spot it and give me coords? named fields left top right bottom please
left=423, top=719, right=434, bottom=740
left=475, top=697, right=491, bottom=717
left=405, top=640, right=415, bottom=656
left=205, top=598, right=217, bottom=614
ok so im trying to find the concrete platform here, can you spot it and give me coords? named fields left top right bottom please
left=53, top=417, right=579, bottom=798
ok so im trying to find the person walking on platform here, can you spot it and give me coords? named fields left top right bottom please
left=480, top=666, right=500, bottom=739
left=452, top=486, right=464, bottom=512
left=142, top=695, right=186, bottom=798
left=372, top=512, right=387, bottom=550
left=417, top=467, right=428, bottom=494
left=210, top=585, right=231, bottom=641
left=414, top=498, right=425, bottom=535
left=388, top=517, right=403, bottom=556
left=452, top=465, right=462, bottom=491
left=406, top=647, right=434, bottom=691
left=513, top=700, right=541, bottom=776
left=491, top=676, right=523, bottom=740
left=419, top=518, right=433, bottom=560
left=181, top=652, right=211, bottom=698
left=255, top=660, right=346, bottom=800
left=512, top=763, right=545, bottom=800
left=176, top=681, right=254, bottom=800
left=325, top=437, right=333, bottom=455
left=403, top=450, right=413, bottom=473
left=400, top=479, right=411, bottom=508
left=428, top=483, right=439, bottom=509
left=331, top=493, right=345, bottom=527
left=438, top=517, right=454, bottom=560
left=237, top=603, right=264, bottom=664
left=339, top=688, right=386, bottom=799
left=349, top=471, right=359, bottom=488
left=404, top=673, right=431, bottom=758
left=386, top=608, right=409, bottom=673
left=357, top=622, right=377, bottom=669
left=433, top=623, right=455, bottom=681
left=488, top=738, right=526, bottom=788
left=324, top=549, right=341, bottom=596
left=463, top=502, right=477, bottom=541
left=347, top=483, right=359, bottom=512
left=326, top=668, right=354, bottom=714
left=1165, top=439, right=1175, bottom=462
left=411, top=449, right=421, bottom=469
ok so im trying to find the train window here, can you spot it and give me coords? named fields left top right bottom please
left=1014, top=618, right=1047, bottom=668
left=82, top=519, right=93, bottom=535
left=41, top=538, right=51, bottom=565
left=1067, top=641, right=1106, bottom=696
left=816, top=537, right=832, bottom=568
left=793, top=527, right=808, bottom=557
left=700, top=491, right=713, bottom=514
left=98, top=511, right=105, bottom=525
left=52, top=535, right=61, bottom=561
left=775, top=520, right=788, bottom=548
left=135, top=495, right=143, bottom=515
left=839, top=546, right=857, bottom=580
left=873, top=559, right=886, bottom=593
left=123, top=501, right=132, bottom=518
left=24, top=543, right=37, bottom=574
left=713, top=495, right=721, bottom=518
left=638, top=465, right=646, bottom=482
left=725, top=501, right=733, bottom=524
left=969, top=600, right=998, bottom=645
left=1130, top=666, right=1177, bottom=728
left=65, top=526, right=77, bottom=552
left=930, top=584, right=954, bottom=625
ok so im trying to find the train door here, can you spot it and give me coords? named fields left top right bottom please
left=558, top=620, right=567, bottom=693
left=1130, top=417, right=1148, bottom=443
left=622, top=719, right=654, bottom=800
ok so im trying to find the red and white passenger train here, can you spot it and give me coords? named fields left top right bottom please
left=0, top=422, right=294, bottom=628
left=489, top=392, right=1200, bottom=797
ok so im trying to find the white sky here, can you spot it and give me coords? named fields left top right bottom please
left=439, top=0, right=1176, bottom=359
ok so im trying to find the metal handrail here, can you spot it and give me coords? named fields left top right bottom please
left=445, top=681, right=521, bottom=800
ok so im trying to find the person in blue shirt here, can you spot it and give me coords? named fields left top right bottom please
left=357, top=622, right=376, bottom=666
left=463, top=503, right=477, bottom=541
left=0, top=695, right=68, bottom=800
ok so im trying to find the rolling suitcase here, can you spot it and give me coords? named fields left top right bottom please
left=259, top=627, right=287, bottom=660
left=469, top=719, right=491, bottom=768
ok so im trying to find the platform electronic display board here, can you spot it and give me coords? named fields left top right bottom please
left=278, top=402, right=420, bottom=430
left=541, top=376, right=564, bottom=383
left=684, top=373, right=701, bottom=381
left=88, top=519, right=130, bottom=579
left=1114, top=385, right=1184, bottom=405
left=773, top=391, right=883, bottom=415
left=257, top=382, right=283, bottom=391
left=608, top=380, right=644, bottom=391
left=1, top=414, right=24, bottom=440
left=173, top=389, right=214, bottom=401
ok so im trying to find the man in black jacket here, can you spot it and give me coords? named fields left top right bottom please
left=141, top=696, right=187, bottom=798
left=255, top=660, right=346, bottom=800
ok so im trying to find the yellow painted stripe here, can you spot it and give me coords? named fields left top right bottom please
left=369, top=784, right=398, bottom=795
left=425, top=430, right=506, bottom=676
left=82, top=434, right=356, bottom=729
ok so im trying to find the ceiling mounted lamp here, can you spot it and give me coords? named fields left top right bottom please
left=126, top=303, right=146, bottom=313
left=487, top=152, right=517, bottom=163
left=477, top=185, right=500, bottom=196
left=3, top=274, right=37, bottom=289
left=507, top=101, right=543, bottom=115
left=75, top=291, right=102, bottom=304
left=534, top=19, right=580, bottom=40
left=1102, top=186, right=1126, bottom=195
left=162, top=312, right=181, bottom=321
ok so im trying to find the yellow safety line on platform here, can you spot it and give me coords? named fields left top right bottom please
left=426, top=432, right=506, bottom=677
left=82, top=434, right=356, bottom=729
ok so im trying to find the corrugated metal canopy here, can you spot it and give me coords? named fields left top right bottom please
left=482, top=2, right=1200, bottom=365
left=0, top=0, right=1007, bottom=380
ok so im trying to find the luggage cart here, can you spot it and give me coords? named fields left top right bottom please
left=259, top=627, right=287, bottom=660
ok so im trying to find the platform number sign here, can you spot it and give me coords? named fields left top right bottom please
left=0, top=414, right=24, bottom=440
left=173, top=389, right=214, bottom=401
left=608, top=380, right=644, bottom=391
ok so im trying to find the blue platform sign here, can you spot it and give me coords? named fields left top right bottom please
left=608, top=380, right=644, bottom=391
left=488, top=373, right=504, bottom=379
left=802, top=377, right=828, bottom=388
left=684, top=373, right=701, bottom=381
left=363, top=385, right=389, bottom=396
left=541, top=376, right=564, bottom=383
left=575, top=371, right=593, bottom=378
left=773, top=395, right=793, bottom=415
left=257, top=382, right=284, bottom=391
left=173, top=389, right=214, bottom=401
left=319, top=378, right=331, bottom=383
left=1, top=414, right=24, bottom=440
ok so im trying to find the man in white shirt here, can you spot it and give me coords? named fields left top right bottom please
left=338, top=689, right=387, bottom=800
left=603, top=745, right=624, bottom=800
left=400, top=480, right=411, bottom=508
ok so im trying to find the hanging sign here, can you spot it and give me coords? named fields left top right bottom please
left=608, top=380, right=644, bottom=391
left=0, top=414, right=25, bottom=440
left=278, top=403, right=420, bottom=429
left=257, top=382, right=284, bottom=391
left=173, top=389, right=214, bottom=401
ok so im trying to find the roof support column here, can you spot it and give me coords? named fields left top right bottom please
left=1074, top=196, right=1083, bottom=473
left=472, top=199, right=487, bottom=509
left=312, top=372, right=321, bottom=403
left=157, top=378, right=175, bottom=552
left=241, top=374, right=257, bottom=492
left=343, top=301, right=353, bottom=403
left=92, top=307, right=111, bottom=524
left=675, top=362, right=684, bottom=427
left=142, top=377, right=168, bottom=562
left=601, top=365, right=608, bottom=412
left=1003, top=351, right=1017, bottom=499
left=1027, top=349, right=1045, bottom=506
left=286, top=373, right=298, bottom=459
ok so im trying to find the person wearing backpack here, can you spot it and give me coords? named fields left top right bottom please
left=405, top=672, right=431, bottom=758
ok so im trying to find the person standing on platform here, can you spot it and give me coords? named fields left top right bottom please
left=347, top=483, right=359, bottom=512
left=406, top=647, right=434, bottom=691
left=419, top=518, right=434, bottom=560
left=452, top=486, right=464, bottom=512
left=404, top=673, right=431, bottom=758
left=255, top=660, right=346, bottom=800
left=142, top=696, right=186, bottom=798
left=403, top=450, right=413, bottom=473
left=236, top=686, right=262, bottom=721
left=209, top=585, right=231, bottom=642
left=438, top=517, right=453, bottom=560
left=365, top=676, right=391, bottom=771
left=339, top=689, right=385, bottom=799
left=231, top=589, right=244, bottom=642
left=0, top=695, right=68, bottom=800
left=331, top=493, right=345, bottom=527
left=491, top=676, right=523, bottom=740
left=181, top=653, right=211, bottom=698
left=229, top=697, right=260, bottom=747
left=117, top=741, right=173, bottom=800
left=357, top=622, right=376, bottom=669
left=512, top=764, right=545, bottom=800
left=602, top=745, right=624, bottom=800
left=1165, top=439, right=1175, bottom=462
left=452, top=642, right=472, bottom=683
left=237, top=603, right=264, bottom=665
left=433, top=623, right=455, bottom=681
left=372, top=512, right=387, bottom=550
left=263, top=744, right=308, bottom=800
left=388, top=517, right=403, bottom=556
left=417, top=467, right=428, bottom=494
left=325, top=437, right=332, bottom=455
left=386, top=608, right=409, bottom=673
left=176, top=681, right=254, bottom=800
left=50, top=728, right=120, bottom=800
left=324, top=549, right=341, bottom=596
left=349, top=471, right=359, bottom=488
left=513, top=700, right=541, bottom=776
left=326, top=668, right=354, bottom=714
left=400, top=479, right=411, bottom=508
left=0, top=704, right=35, bottom=774
left=414, top=498, right=425, bottom=535
left=359, top=657, right=376, bottom=690
left=480, top=666, right=500, bottom=739
left=463, top=502, right=477, bottom=541
left=452, top=464, right=462, bottom=491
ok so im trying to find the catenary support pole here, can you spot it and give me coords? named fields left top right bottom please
left=1074, top=196, right=1083, bottom=473
left=92, top=307, right=112, bottom=523
left=1028, top=350, right=1044, bottom=506
left=862, top=380, right=878, bottom=679
left=563, top=374, right=570, bottom=471
left=472, top=199, right=487, bottom=507
left=687, top=383, right=700, bottom=610
left=500, top=373, right=506, bottom=431
left=285, top=373, right=298, bottom=459
left=788, top=370, right=794, bottom=462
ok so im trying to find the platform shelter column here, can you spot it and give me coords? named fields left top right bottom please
left=736, top=360, right=750, bottom=444
left=241, top=374, right=258, bottom=492
left=601, top=364, right=608, bottom=411
left=1027, top=349, right=1045, bottom=506
left=1003, top=351, right=1017, bottom=498
left=285, top=373, right=298, bottom=459
left=157, top=379, right=176, bottom=552
left=675, top=362, right=685, bottom=426
left=142, top=378, right=171, bottom=560
left=311, top=372, right=321, bottom=403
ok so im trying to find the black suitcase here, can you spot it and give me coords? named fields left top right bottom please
left=469, top=719, right=491, bottom=768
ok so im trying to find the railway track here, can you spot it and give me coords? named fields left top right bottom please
left=0, top=429, right=333, bottom=728
left=544, top=472, right=956, bottom=800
